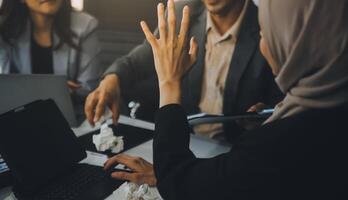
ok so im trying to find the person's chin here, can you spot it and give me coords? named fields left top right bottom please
left=37, top=1, right=61, bottom=15
left=208, top=8, right=224, bottom=15
left=206, top=4, right=226, bottom=15
left=37, top=7, right=60, bottom=15
left=205, top=0, right=222, bottom=5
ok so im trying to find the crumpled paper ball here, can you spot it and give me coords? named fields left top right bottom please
left=93, top=123, right=124, bottom=153
left=111, top=182, right=163, bottom=200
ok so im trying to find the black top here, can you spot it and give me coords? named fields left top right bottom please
left=154, top=104, right=348, bottom=200
left=31, top=36, right=54, bottom=74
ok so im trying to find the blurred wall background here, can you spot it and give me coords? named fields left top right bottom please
left=84, top=0, right=163, bottom=68
left=85, top=0, right=161, bottom=32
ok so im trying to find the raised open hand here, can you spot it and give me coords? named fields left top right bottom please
left=140, top=0, right=198, bottom=107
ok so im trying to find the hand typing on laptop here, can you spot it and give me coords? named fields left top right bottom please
left=104, top=154, right=157, bottom=186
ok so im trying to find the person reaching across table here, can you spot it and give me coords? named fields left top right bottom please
left=85, top=0, right=283, bottom=141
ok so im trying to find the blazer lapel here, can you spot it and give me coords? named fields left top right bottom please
left=15, top=22, right=31, bottom=74
left=52, top=33, right=70, bottom=77
left=223, top=3, right=260, bottom=114
left=183, top=9, right=207, bottom=113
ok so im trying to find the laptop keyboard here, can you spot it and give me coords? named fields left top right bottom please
left=28, top=164, right=113, bottom=200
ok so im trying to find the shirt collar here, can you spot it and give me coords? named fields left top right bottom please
left=206, top=0, right=249, bottom=44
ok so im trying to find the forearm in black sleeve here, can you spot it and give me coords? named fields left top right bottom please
left=153, top=105, right=281, bottom=200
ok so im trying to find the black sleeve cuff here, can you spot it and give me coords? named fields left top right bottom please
left=154, top=104, right=191, bottom=148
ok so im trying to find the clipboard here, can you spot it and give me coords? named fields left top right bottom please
left=187, top=109, right=274, bottom=126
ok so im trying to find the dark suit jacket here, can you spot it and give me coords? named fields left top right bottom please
left=154, top=104, right=348, bottom=200
left=104, top=0, right=282, bottom=119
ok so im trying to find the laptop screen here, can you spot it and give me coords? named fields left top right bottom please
left=0, top=99, right=86, bottom=195
left=0, top=74, right=77, bottom=127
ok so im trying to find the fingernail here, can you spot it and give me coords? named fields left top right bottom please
left=93, top=116, right=100, bottom=123
left=190, top=36, right=196, bottom=44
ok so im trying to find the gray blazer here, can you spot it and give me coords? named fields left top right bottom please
left=0, top=12, right=104, bottom=92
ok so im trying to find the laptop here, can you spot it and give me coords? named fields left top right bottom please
left=0, top=74, right=77, bottom=127
left=0, top=99, right=123, bottom=200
